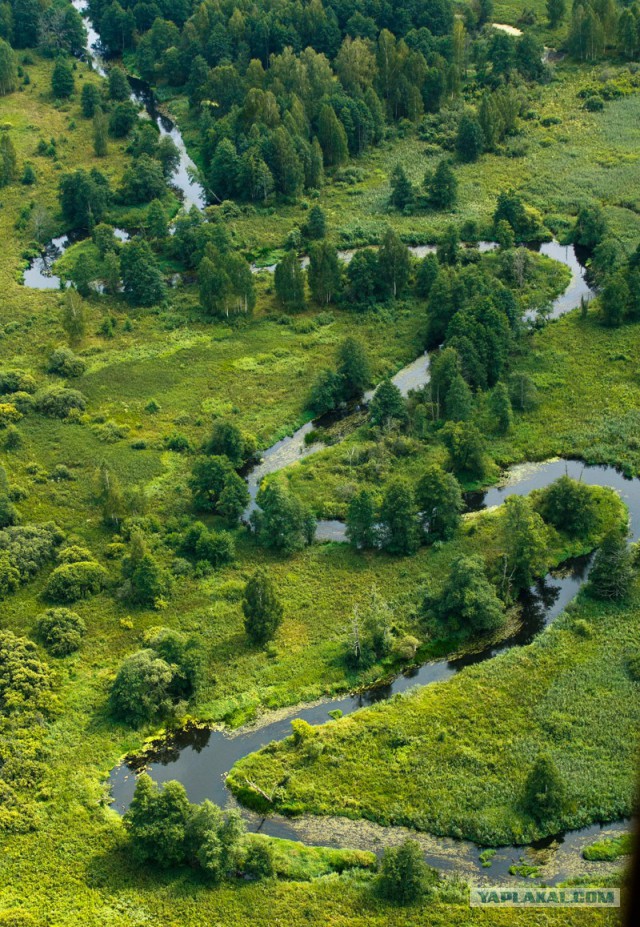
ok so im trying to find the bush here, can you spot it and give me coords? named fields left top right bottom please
left=377, top=840, right=438, bottom=904
left=110, top=649, right=173, bottom=725
left=45, top=560, right=107, bottom=602
left=35, top=608, right=86, bottom=656
left=47, top=347, right=86, bottom=378
left=0, top=370, right=37, bottom=395
left=0, top=630, right=51, bottom=713
left=35, top=386, right=87, bottom=418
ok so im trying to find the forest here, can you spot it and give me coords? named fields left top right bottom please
left=0, top=0, right=638, bottom=924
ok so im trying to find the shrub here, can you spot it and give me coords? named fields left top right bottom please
left=0, top=404, right=22, bottom=428
left=35, top=386, right=87, bottom=418
left=0, top=370, right=37, bottom=395
left=377, top=840, right=438, bottom=904
left=47, top=347, right=86, bottom=378
left=110, top=649, right=173, bottom=725
left=57, top=545, right=93, bottom=564
left=45, top=560, right=107, bottom=602
left=35, top=608, right=86, bottom=656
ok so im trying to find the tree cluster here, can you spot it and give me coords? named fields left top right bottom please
left=110, top=627, right=203, bottom=725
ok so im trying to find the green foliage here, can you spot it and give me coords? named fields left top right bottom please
left=441, top=421, right=488, bottom=479
left=110, top=649, right=173, bottom=725
left=120, top=239, right=166, bottom=307
left=523, top=755, right=566, bottom=823
left=379, top=478, right=419, bottom=555
left=0, top=39, right=16, bottom=96
left=348, top=586, right=393, bottom=668
left=425, top=159, right=457, bottom=210
left=0, top=522, right=63, bottom=598
left=588, top=530, right=634, bottom=601
left=307, top=240, right=342, bottom=305
left=582, top=833, right=633, bottom=861
left=35, top=608, right=86, bottom=656
left=488, top=382, right=512, bottom=434
left=456, top=113, right=483, bottom=163
left=415, top=465, right=463, bottom=542
left=120, top=530, right=171, bottom=606
left=251, top=483, right=316, bottom=554
left=47, top=347, right=86, bottom=378
left=189, top=455, right=249, bottom=524
left=51, top=57, right=73, bottom=99
left=378, top=840, right=438, bottom=904
left=501, top=496, right=548, bottom=591
left=274, top=250, right=305, bottom=312
left=204, top=420, right=257, bottom=469
left=242, top=569, right=284, bottom=645
left=573, top=203, right=607, bottom=249
left=0, top=630, right=51, bottom=714
left=346, top=489, right=377, bottom=550
left=536, top=476, right=598, bottom=537
left=430, top=554, right=505, bottom=635
left=81, top=82, right=101, bottom=118
left=369, top=379, right=408, bottom=429
left=45, top=560, right=108, bottom=603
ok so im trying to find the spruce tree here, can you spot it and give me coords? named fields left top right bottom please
left=389, top=163, right=414, bottom=210
left=444, top=372, right=473, bottom=422
left=337, top=336, right=370, bottom=400
left=307, top=240, right=341, bottom=304
left=588, top=530, right=633, bottom=600
left=147, top=199, right=168, bottom=239
left=317, top=104, right=348, bottom=167
left=369, top=378, right=408, bottom=428
left=427, top=159, right=457, bottom=209
left=489, top=382, right=513, bottom=434
left=378, top=227, right=410, bottom=298
left=0, top=39, right=17, bottom=96
left=456, top=113, right=483, bottom=162
left=51, top=58, right=74, bottom=99
left=93, top=108, right=108, bottom=157
left=0, top=132, right=16, bottom=186
left=121, top=240, right=166, bottom=307
left=524, top=755, right=566, bottom=822
left=304, top=205, right=326, bottom=240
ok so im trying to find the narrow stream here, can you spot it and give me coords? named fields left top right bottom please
left=72, top=0, right=207, bottom=210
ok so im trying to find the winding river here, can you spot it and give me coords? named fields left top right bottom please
left=63, top=4, right=628, bottom=881
left=107, top=256, right=634, bottom=882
